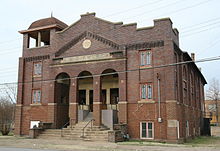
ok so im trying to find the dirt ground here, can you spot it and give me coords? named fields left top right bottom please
left=0, top=135, right=220, bottom=151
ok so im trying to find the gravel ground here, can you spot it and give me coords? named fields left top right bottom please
left=0, top=136, right=219, bottom=151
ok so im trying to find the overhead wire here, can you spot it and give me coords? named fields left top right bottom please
left=181, top=20, right=220, bottom=33
left=0, top=15, right=219, bottom=55
left=0, top=38, right=22, bottom=45
left=0, top=18, right=219, bottom=73
left=0, top=0, right=218, bottom=79
left=181, top=16, right=220, bottom=30
left=123, top=0, right=186, bottom=20
left=0, top=55, right=219, bottom=86
left=143, top=0, right=215, bottom=22
left=103, top=0, right=165, bottom=18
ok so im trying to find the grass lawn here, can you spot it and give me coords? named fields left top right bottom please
left=185, top=136, right=220, bottom=147
left=118, top=136, right=220, bottom=147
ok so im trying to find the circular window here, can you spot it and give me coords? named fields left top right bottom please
left=82, top=39, right=91, bottom=49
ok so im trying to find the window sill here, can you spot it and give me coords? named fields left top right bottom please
left=28, top=45, right=50, bottom=50
left=140, top=137, right=154, bottom=140
left=140, top=65, right=152, bottom=69
left=30, top=103, right=42, bottom=106
left=33, top=75, right=42, bottom=78
left=138, top=100, right=155, bottom=104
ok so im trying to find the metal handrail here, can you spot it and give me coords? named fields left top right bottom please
left=81, top=119, right=95, bottom=138
left=61, top=121, right=69, bottom=137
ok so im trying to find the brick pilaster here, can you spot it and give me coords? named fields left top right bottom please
left=93, top=76, right=102, bottom=126
left=69, top=78, right=78, bottom=126
left=118, top=72, right=127, bottom=124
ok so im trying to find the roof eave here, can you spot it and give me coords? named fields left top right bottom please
left=19, top=24, right=64, bottom=34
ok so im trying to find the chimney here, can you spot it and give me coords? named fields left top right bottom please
left=191, top=53, right=195, bottom=61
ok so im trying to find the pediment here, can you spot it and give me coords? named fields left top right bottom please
left=55, top=31, right=120, bottom=57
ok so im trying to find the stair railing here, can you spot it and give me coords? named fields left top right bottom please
left=81, top=119, right=95, bottom=138
left=61, top=121, right=69, bottom=137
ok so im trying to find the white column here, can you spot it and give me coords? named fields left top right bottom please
left=107, top=89, right=110, bottom=105
left=86, top=89, right=90, bottom=105
left=37, top=32, right=41, bottom=47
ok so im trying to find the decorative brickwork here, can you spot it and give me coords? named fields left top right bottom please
left=15, top=13, right=206, bottom=142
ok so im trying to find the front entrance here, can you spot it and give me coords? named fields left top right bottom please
left=76, top=69, right=119, bottom=126
left=101, top=69, right=119, bottom=110
left=78, top=71, right=93, bottom=112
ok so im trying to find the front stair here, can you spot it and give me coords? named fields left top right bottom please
left=38, top=114, right=110, bottom=141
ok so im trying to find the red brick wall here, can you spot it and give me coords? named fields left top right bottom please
left=15, top=13, right=206, bottom=142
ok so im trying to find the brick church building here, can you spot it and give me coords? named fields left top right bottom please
left=15, top=12, right=207, bottom=142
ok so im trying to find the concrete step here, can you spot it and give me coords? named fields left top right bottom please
left=42, top=131, right=61, bottom=134
left=38, top=136, right=61, bottom=139
left=84, top=135, right=108, bottom=139
left=39, top=133, right=61, bottom=137
left=38, top=120, right=110, bottom=142
left=83, top=138, right=108, bottom=141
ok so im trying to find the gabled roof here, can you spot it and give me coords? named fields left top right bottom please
left=55, top=31, right=121, bottom=57
left=55, top=31, right=164, bottom=57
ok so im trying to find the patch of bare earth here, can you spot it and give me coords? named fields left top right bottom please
left=0, top=136, right=220, bottom=151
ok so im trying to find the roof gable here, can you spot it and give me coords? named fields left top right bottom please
left=55, top=31, right=120, bottom=57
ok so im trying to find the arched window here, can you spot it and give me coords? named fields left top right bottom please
left=146, top=52, right=151, bottom=65
left=183, top=66, right=187, bottom=103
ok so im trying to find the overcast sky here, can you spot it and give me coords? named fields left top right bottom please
left=0, top=0, right=219, bottom=91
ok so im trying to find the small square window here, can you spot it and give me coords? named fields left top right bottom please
left=33, top=62, right=42, bottom=76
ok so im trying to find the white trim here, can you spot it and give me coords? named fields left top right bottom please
left=93, top=102, right=102, bottom=104
left=140, top=121, right=154, bottom=139
left=16, top=104, right=22, bottom=107
left=138, top=100, right=155, bottom=104
left=118, top=101, right=127, bottom=104
left=30, top=103, right=42, bottom=106
left=177, top=120, right=180, bottom=139
left=70, top=102, right=78, bottom=105
left=48, top=103, right=57, bottom=105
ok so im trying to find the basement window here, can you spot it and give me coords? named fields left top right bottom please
left=140, top=122, right=154, bottom=139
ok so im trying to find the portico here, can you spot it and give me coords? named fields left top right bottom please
left=67, top=68, right=123, bottom=128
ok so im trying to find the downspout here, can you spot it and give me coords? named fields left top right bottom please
left=157, top=73, right=162, bottom=123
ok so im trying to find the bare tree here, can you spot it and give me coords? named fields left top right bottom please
left=0, top=84, right=17, bottom=135
left=0, top=97, right=15, bottom=135
left=206, top=78, right=220, bottom=125
left=0, top=84, right=17, bottom=103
